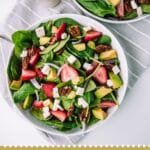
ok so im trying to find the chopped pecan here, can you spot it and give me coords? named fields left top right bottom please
left=49, top=35, right=57, bottom=45
left=69, top=25, right=81, bottom=38
left=79, top=108, right=89, bottom=122
left=138, top=0, right=150, bottom=4
left=22, top=56, right=30, bottom=69
left=59, top=87, right=72, bottom=96
left=124, top=0, right=133, bottom=13
left=67, top=106, right=74, bottom=117
left=95, top=44, right=111, bottom=53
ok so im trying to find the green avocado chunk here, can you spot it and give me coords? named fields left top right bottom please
left=22, top=95, right=33, bottom=110
left=95, top=86, right=112, bottom=99
left=85, top=80, right=96, bottom=93
left=10, top=79, right=22, bottom=91
left=109, top=72, right=123, bottom=89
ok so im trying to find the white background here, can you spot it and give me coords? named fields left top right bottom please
left=0, top=0, right=150, bottom=145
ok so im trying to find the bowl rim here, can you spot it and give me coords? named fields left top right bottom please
left=73, top=0, right=150, bottom=24
left=6, top=14, right=128, bottom=136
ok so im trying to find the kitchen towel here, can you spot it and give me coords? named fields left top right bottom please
left=0, top=0, right=150, bottom=145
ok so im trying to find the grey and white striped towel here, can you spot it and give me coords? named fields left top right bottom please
left=0, top=0, right=150, bottom=145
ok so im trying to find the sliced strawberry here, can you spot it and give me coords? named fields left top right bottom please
left=35, top=68, right=45, bottom=79
left=42, top=83, right=56, bottom=98
left=93, top=66, right=107, bottom=84
left=100, top=101, right=116, bottom=109
left=33, top=101, right=44, bottom=109
left=21, top=69, right=36, bottom=81
left=117, top=0, right=125, bottom=18
left=55, top=23, right=67, bottom=40
left=29, top=49, right=40, bottom=66
left=51, top=110, right=67, bottom=122
left=61, top=64, right=79, bottom=82
left=84, top=31, right=102, bottom=42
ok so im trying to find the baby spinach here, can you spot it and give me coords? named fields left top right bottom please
left=13, top=83, right=36, bottom=103
left=141, top=4, right=150, bottom=13
left=7, top=53, right=21, bottom=80
left=124, top=11, right=137, bottom=20
left=12, top=30, right=32, bottom=58
left=97, top=35, right=112, bottom=45
left=77, top=0, right=116, bottom=17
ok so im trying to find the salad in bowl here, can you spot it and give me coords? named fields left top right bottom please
left=7, top=15, right=128, bottom=134
left=74, top=0, right=150, bottom=23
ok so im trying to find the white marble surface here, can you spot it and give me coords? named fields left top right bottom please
left=0, top=0, right=150, bottom=145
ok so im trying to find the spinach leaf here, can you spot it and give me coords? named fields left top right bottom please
left=12, top=30, right=32, bottom=58
left=141, top=4, right=150, bottom=13
left=83, top=92, right=94, bottom=105
left=77, top=0, right=116, bottom=17
left=41, top=50, right=54, bottom=62
left=124, top=11, right=137, bottom=20
left=7, top=53, right=21, bottom=80
left=31, top=30, right=39, bottom=47
left=43, top=120, right=77, bottom=131
left=97, top=35, right=112, bottom=45
left=54, top=18, right=82, bottom=29
left=87, top=114, right=99, bottom=126
left=13, top=83, right=36, bottom=103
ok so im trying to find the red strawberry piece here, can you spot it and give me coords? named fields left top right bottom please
left=84, top=31, right=102, bottom=42
left=55, top=23, right=67, bottom=40
left=100, top=101, right=116, bottom=109
left=51, top=110, right=67, bottom=122
left=29, top=49, right=40, bottom=66
left=117, top=0, right=125, bottom=17
left=33, top=101, right=44, bottom=109
left=42, top=83, right=56, bottom=98
left=35, top=68, right=45, bottom=79
left=61, top=64, right=79, bottom=82
left=21, top=69, right=36, bottom=81
left=93, top=66, right=108, bottom=84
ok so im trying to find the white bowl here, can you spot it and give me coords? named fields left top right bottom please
left=73, top=0, right=150, bottom=24
left=7, top=14, right=128, bottom=136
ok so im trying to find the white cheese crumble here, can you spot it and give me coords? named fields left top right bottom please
left=42, top=106, right=49, bottom=113
left=112, top=65, right=120, bottom=75
left=78, top=98, right=88, bottom=108
left=20, top=50, right=28, bottom=58
left=67, top=55, right=77, bottom=64
left=83, top=63, right=93, bottom=70
left=53, top=99, right=64, bottom=111
left=137, top=7, right=143, bottom=17
left=130, top=0, right=138, bottom=9
left=83, top=26, right=92, bottom=32
left=94, top=53, right=99, bottom=60
left=35, top=26, right=45, bottom=38
left=43, top=111, right=51, bottom=119
left=52, top=87, right=60, bottom=98
left=41, top=65, right=51, bottom=75
left=107, top=79, right=113, bottom=87
left=61, top=32, right=67, bottom=40
left=40, top=46, right=45, bottom=51
left=76, top=87, right=85, bottom=96
left=30, top=78, right=41, bottom=89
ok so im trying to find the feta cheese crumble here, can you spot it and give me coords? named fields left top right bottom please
left=112, top=65, right=120, bottom=75
left=40, top=46, right=45, bottom=51
left=83, top=26, right=92, bottom=32
left=35, top=26, right=45, bottom=38
left=20, top=50, right=28, bottom=58
left=61, top=32, right=67, bottom=40
left=30, top=78, right=41, bottom=89
left=41, top=65, right=51, bottom=75
left=52, top=87, right=60, bottom=98
left=130, top=0, right=138, bottom=9
left=76, top=87, right=85, bottom=96
left=67, top=55, right=77, bottom=64
left=83, top=63, right=93, bottom=71
left=107, top=79, right=113, bottom=87
left=137, top=7, right=143, bottom=17
left=78, top=98, right=88, bottom=108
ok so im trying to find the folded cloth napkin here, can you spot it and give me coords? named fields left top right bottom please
left=0, top=0, right=150, bottom=145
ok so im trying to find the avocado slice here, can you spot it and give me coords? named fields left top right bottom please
left=22, top=95, right=33, bottom=110
left=40, top=42, right=59, bottom=54
left=95, top=86, right=112, bottom=99
left=71, top=76, right=84, bottom=85
left=68, top=91, right=76, bottom=99
left=53, top=35, right=70, bottom=53
left=99, top=50, right=117, bottom=61
left=85, top=80, right=96, bottom=93
left=92, top=108, right=107, bottom=120
left=47, top=68, right=57, bottom=81
left=73, top=43, right=86, bottom=51
left=51, top=26, right=58, bottom=33
left=10, top=79, right=22, bottom=91
left=39, top=37, right=50, bottom=45
left=87, top=41, right=96, bottom=50
left=109, top=72, right=123, bottom=89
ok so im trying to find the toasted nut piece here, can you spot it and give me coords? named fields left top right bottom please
left=69, top=25, right=81, bottom=38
